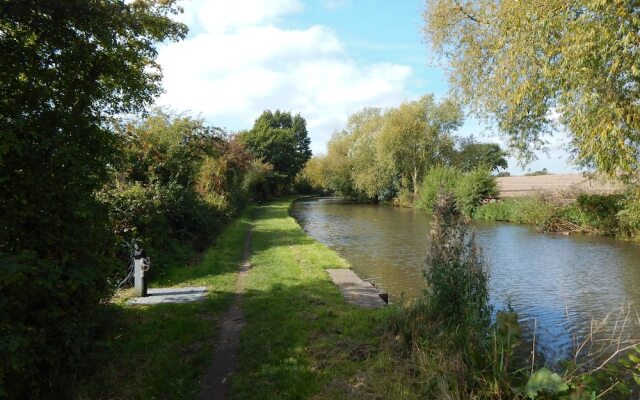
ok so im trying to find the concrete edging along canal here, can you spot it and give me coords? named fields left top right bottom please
left=326, top=269, right=388, bottom=308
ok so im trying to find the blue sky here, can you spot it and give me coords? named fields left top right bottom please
left=156, top=0, right=575, bottom=174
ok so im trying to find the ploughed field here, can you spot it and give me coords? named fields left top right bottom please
left=497, top=173, right=620, bottom=197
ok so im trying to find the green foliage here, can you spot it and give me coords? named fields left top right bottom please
left=0, top=1, right=186, bottom=397
left=297, top=155, right=329, bottom=193
left=348, top=108, right=399, bottom=201
left=417, top=166, right=463, bottom=210
left=524, top=368, right=569, bottom=399
left=241, top=110, right=312, bottom=187
left=474, top=196, right=555, bottom=226
left=525, top=169, right=550, bottom=176
left=423, top=191, right=490, bottom=343
left=100, top=111, right=259, bottom=273
left=488, top=311, right=522, bottom=382
left=310, top=96, right=462, bottom=203
left=560, top=194, right=624, bottom=236
left=380, top=95, right=462, bottom=196
left=320, top=131, right=361, bottom=198
left=475, top=193, right=634, bottom=237
left=394, top=188, right=415, bottom=208
left=418, top=167, right=498, bottom=216
left=456, top=169, right=498, bottom=215
left=391, top=191, right=507, bottom=398
left=424, top=0, right=640, bottom=179
left=619, top=187, right=640, bottom=235
left=292, top=174, right=317, bottom=194
left=453, top=137, right=508, bottom=172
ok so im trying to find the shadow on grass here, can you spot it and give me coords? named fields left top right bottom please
left=74, top=200, right=400, bottom=400
left=73, top=295, right=236, bottom=400
left=73, top=211, right=254, bottom=400
left=152, top=216, right=254, bottom=287
left=228, top=200, right=400, bottom=399
left=231, top=281, right=395, bottom=400
left=76, top=280, right=397, bottom=400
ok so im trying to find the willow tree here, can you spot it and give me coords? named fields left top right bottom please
left=379, top=95, right=461, bottom=197
left=424, top=0, right=640, bottom=180
left=346, top=107, right=398, bottom=201
left=322, top=130, right=356, bottom=196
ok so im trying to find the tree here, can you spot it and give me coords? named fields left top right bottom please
left=298, top=155, right=329, bottom=192
left=322, top=130, right=358, bottom=197
left=0, top=1, right=186, bottom=396
left=241, top=110, right=312, bottom=185
left=424, top=0, right=640, bottom=180
left=454, top=137, right=508, bottom=172
left=379, top=95, right=462, bottom=196
left=345, top=108, right=398, bottom=201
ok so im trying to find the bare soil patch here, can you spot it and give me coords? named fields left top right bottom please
left=198, top=227, right=253, bottom=400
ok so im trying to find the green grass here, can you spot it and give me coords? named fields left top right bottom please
left=73, top=210, right=253, bottom=400
left=473, top=194, right=635, bottom=238
left=474, top=195, right=554, bottom=226
left=73, top=198, right=427, bottom=399
left=229, top=198, right=416, bottom=399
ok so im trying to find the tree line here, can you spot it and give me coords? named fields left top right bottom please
left=300, top=95, right=508, bottom=205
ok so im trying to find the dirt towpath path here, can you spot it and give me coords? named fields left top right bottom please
left=198, top=226, right=253, bottom=400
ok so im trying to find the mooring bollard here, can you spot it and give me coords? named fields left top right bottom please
left=133, top=247, right=150, bottom=297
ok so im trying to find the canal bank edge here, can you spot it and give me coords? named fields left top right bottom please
left=289, top=195, right=389, bottom=309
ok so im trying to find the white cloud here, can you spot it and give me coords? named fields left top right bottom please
left=322, top=0, right=349, bottom=10
left=182, top=0, right=304, bottom=33
left=156, top=0, right=414, bottom=153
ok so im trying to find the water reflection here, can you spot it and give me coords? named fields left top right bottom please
left=291, top=197, right=640, bottom=360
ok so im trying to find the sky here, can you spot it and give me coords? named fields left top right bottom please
left=156, top=0, right=577, bottom=175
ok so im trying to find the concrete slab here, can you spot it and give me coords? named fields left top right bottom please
left=326, top=269, right=387, bottom=309
left=127, top=286, right=207, bottom=305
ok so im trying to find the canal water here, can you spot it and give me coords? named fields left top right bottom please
left=291, top=197, right=640, bottom=360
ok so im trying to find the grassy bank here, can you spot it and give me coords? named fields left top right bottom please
left=73, top=197, right=639, bottom=399
left=229, top=198, right=414, bottom=399
left=73, top=211, right=253, bottom=399
left=473, top=193, right=637, bottom=237
left=73, top=199, right=415, bottom=399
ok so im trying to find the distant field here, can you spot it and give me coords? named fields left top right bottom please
left=497, top=173, right=621, bottom=198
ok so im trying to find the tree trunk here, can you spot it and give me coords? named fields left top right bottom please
left=413, top=166, right=419, bottom=198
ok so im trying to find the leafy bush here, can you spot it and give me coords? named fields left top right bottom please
left=557, top=194, right=623, bottom=236
left=100, top=112, right=261, bottom=278
left=424, top=191, right=490, bottom=337
left=417, top=166, right=462, bottom=210
left=475, top=193, right=630, bottom=236
left=473, top=199, right=515, bottom=221
left=393, top=188, right=415, bottom=207
left=509, top=196, right=555, bottom=225
left=455, top=169, right=498, bottom=215
left=396, top=191, right=490, bottom=349
left=391, top=191, right=495, bottom=397
left=617, top=188, right=640, bottom=236
left=474, top=196, right=554, bottom=226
